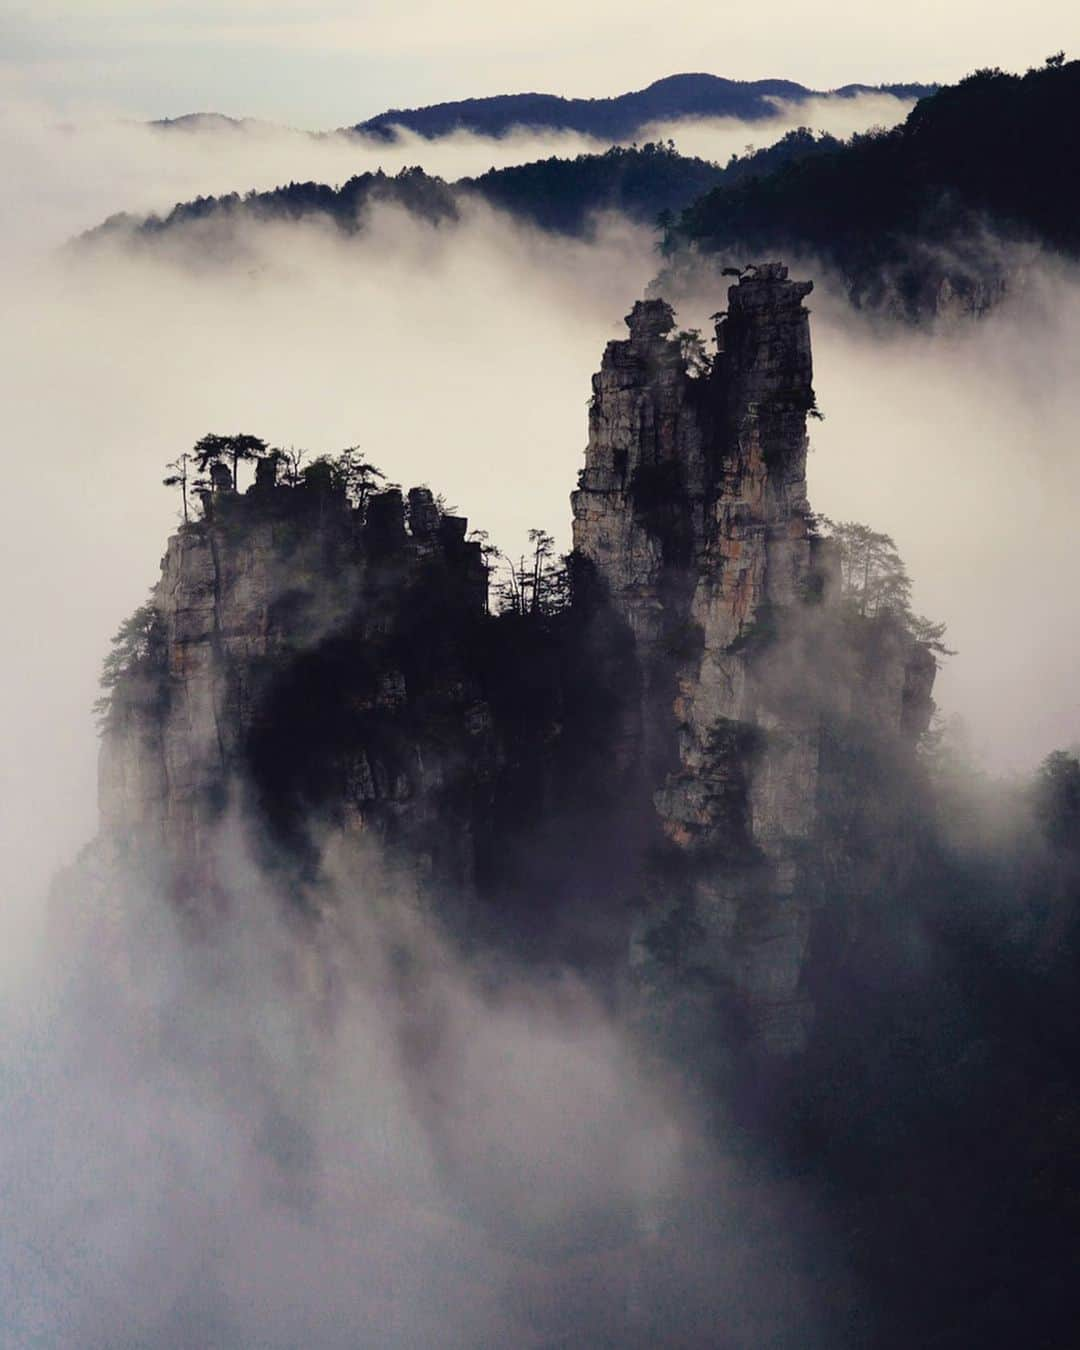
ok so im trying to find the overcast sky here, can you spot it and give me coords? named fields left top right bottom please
left=3, top=0, right=1077, bottom=127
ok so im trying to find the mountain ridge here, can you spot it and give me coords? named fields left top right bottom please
left=145, top=71, right=933, bottom=142
left=351, top=72, right=934, bottom=140
left=102, top=62, right=1080, bottom=324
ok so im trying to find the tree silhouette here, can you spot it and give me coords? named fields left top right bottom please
left=93, top=600, right=163, bottom=728
left=677, top=327, right=713, bottom=378
left=493, top=529, right=569, bottom=616
left=280, top=445, right=308, bottom=487
left=819, top=517, right=953, bottom=657
left=193, top=432, right=231, bottom=481
left=468, top=528, right=501, bottom=614
left=526, top=528, right=556, bottom=614
left=191, top=432, right=267, bottom=491
left=162, top=451, right=193, bottom=524
left=227, top=433, right=268, bottom=490
left=333, top=446, right=386, bottom=513
left=819, top=518, right=911, bottom=618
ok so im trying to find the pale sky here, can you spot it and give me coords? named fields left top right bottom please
left=3, top=0, right=1078, bottom=127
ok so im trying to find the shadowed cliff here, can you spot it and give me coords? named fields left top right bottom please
left=79, top=264, right=1080, bottom=1347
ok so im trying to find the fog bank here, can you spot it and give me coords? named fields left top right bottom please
left=2, top=120, right=1078, bottom=936
left=0, top=823, right=831, bottom=1348
left=0, top=90, right=913, bottom=253
left=3, top=84, right=1080, bottom=1348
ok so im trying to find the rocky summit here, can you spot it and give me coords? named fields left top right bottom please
left=97, top=263, right=934, bottom=1058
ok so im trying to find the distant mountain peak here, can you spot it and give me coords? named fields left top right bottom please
left=350, top=72, right=936, bottom=141
left=141, top=74, right=934, bottom=145
left=148, top=112, right=284, bottom=134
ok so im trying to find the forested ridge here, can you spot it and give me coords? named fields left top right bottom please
left=664, top=56, right=1080, bottom=314
left=350, top=71, right=932, bottom=140
left=87, top=59, right=1080, bottom=322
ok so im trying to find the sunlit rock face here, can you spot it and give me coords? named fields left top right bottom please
left=573, top=264, right=933, bottom=1054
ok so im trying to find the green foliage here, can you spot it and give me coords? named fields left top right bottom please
left=94, top=601, right=164, bottom=729
left=628, top=460, right=692, bottom=564
left=629, top=459, right=683, bottom=514
left=190, top=432, right=268, bottom=492
left=822, top=519, right=911, bottom=617
left=726, top=604, right=780, bottom=655
left=660, top=618, right=705, bottom=662
left=118, top=142, right=730, bottom=245
left=351, top=75, right=918, bottom=141
left=665, top=59, right=1080, bottom=317
left=134, top=168, right=461, bottom=243
left=462, top=141, right=726, bottom=237
left=818, top=516, right=954, bottom=657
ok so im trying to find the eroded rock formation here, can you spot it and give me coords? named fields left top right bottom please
left=99, top=476, right=492, bottom=905
left=573, top=264, right=933, bottom=1052
left=98, top=262, right=934, bottom=1054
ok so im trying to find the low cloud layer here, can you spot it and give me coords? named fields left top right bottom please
left=1, top=822, right=831, bottom=1348
left=810, top=264, right=1080, bottom=771
left=5, top=177, right=1080, bottom=926
left=3, top=77, right=1080, bottom=1347
left=0, top=90, right=913, bottom=252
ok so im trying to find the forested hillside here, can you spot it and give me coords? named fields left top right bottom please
left=663, top=57, right=1080, bottom=315
left=352, top=71, right=931, bottom=140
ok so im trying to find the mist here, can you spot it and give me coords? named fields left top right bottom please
left=6, top=150, right=1080, bottom=912
left=809, top=263, right=1080, bottom=772
left=1, top=812, right=838, bottom=1347
left=0, top=90, right=914, bottom=252
left=3, top=79, right=1080, bottom=1346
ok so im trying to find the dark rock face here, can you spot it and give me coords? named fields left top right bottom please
left=572, top=264, right=933, bottom=1052
left=99, top=263, right=934, bottom=1046
left=99, top=477, right=491, bottom=907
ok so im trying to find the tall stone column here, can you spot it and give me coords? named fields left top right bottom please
left=572, top=264, right=825, bottom=1054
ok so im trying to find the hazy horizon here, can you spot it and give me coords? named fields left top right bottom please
left=4, top=1, right=1076, bottom=127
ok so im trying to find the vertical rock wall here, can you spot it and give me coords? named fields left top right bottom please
left=572, top=264, right=931, bottom=1053
left=97, top=263, right=934, bottom=1050
left=99, top=481, right=490, bottom=904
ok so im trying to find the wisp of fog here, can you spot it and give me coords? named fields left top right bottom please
left=0, top=90, right=913, bottom=250
left=2, top=87, right=1080, bottom=1348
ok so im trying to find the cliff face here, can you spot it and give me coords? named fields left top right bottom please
left=99, top=475, right=492, bottom=905
left=99, top=262, right=934, bottom=1052
left=572, top=264, right=933, bottom=1052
